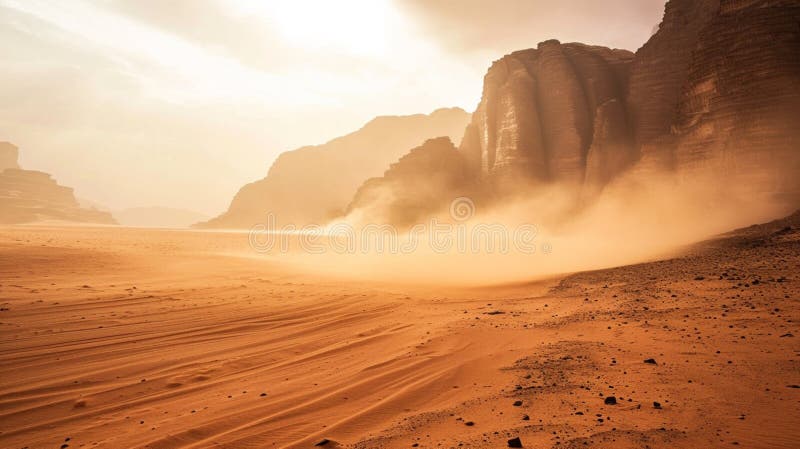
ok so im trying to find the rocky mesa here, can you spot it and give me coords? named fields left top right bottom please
left=0, top=142, right=116, bottom=225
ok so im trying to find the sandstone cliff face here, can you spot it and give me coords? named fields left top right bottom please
left=670, top=0, right=800, bottom=195
left=346, top=137, right=473, bottom=226
left=626, top=0, right=720, bottom=151
left=459, top=41, right=636, bottom=190
left=198, top=108, right=470, bottom=229
left=461, top=0, right=800, bottom=200
left=0, top=145, right=116, bottom=224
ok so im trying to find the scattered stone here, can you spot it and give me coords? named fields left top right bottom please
left=465, top=421, right=475, bottom=426
left=604, top=396, right=617, bottom=405
left=314, top=439, right=331, bottom=446
left=507, top=436, right=523, bottom=448
left=644, top=358, right=657, bottom=364
left=513, top=400, right=523, bottom=407
left=653, top=401, right=662, bottom=409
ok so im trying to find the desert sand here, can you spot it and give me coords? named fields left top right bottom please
left=0, top=216, right=798, bottom=449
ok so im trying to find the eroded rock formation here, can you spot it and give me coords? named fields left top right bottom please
left=0, top=145, right=116, bottom=224
left=346, top=137, right=474, bottom=226
left=669, top=0, right=800, bottom=195
left=460, top=42, right=635, bottom=190
left=198, top=108, right=470, bottom=229
left=626, top=0, right=721, bottom=151
left=209, top=0, right=800, bottom=228
left=459, top=0, right=800, bottom=201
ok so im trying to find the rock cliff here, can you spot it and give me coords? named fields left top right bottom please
left=0, top=145, right=116, bottom=224
left=669, top=0, right=800, bottom=195
left=346, top=137, right=474, bottom=226
left=198, top=108, right=470, bottom=229
left=459, top=0, right=800, bottom=200
left=626, top=0, right=721, bottom=150
left=460, top=42, right=635, bottom=189
left=203, top=0, right=800, bottom=229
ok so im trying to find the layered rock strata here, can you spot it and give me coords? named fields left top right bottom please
left=459, top=0, right=800, bottom=199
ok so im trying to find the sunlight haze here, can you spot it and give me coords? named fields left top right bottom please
left=0, top=0, right=664, bottom=215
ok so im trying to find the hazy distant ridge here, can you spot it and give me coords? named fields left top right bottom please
left=196, top=108, right=470, bottom=229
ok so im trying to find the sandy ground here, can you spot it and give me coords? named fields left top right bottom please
left=0, top=217, right=798, bottom=449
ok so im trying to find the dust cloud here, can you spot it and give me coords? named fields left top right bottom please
left=247, top=167, right=794, bottom=286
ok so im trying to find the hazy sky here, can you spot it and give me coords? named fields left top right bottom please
left=0, top=0, right=665, bottom=215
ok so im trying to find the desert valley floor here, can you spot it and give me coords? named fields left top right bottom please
left=0, top=216, right=798, bottom=449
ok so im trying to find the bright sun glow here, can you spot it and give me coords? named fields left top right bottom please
left=235, top=0, right=397, bottom=57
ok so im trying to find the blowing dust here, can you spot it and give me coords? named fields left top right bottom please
left=249, top=167, right=793, bottom=286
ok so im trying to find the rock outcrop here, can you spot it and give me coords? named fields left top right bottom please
left=0, top=144, right=116, bottom=224
left=198, top=108, right=470, bottom=229
left=459, top=0, right=800, bottom=201
left=459, top=42, right=636, bottom=191
left=346, top=137, right=474, bottom=226
left=669, top=0, right=800, bottom=195
left=626, top=0, right=721, bottom=150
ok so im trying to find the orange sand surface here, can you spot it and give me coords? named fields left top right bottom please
left=0, top=219, right=798, bottom=448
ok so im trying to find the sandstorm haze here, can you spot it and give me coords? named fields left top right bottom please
left=0, top=0, right=664, bottom=215
left=2, top=1, right=800, bottom=448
